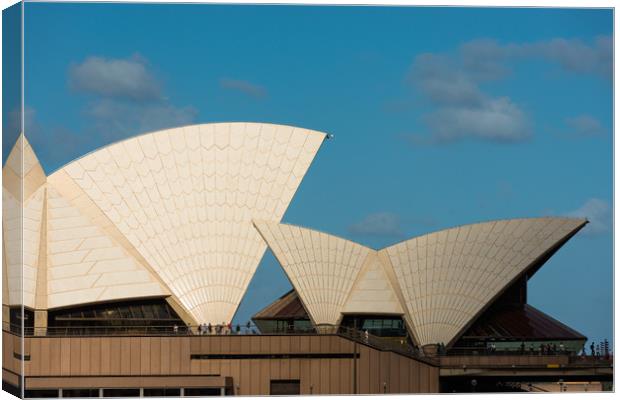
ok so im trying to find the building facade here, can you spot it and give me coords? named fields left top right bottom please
left=2, top=123, right=612, bottom=397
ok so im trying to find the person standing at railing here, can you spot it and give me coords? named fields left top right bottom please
left=173, top=324, right=178, bottom=335
left=364, top=329, right=369, bottom=343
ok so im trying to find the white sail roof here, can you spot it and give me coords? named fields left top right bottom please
left=46, top=123, right=325, bottom=323
left=254, top=217, right=587, bottom=347
left=45, top=184, right=168, bottom=309
left=254, top=221, right=372, bottom=326
left=2, top=124, right=325, bottom=325
left=2, top=134, right=47, bottom=307
left=382, top=217, right=587, bottom=346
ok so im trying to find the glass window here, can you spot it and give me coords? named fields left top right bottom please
left=144, top=388, right=181, bottom=397
left=183, top=388, right=221, bottom=396
left=129, top=305, right=142, bottom=319
left=143, top=305, right=155, bottom=319
left=47, top=298, right=184, bottom=333
left=9, top=307, right=34, bottom=334
left=103, top=388, right=140, bottom=397
left=340, top=315, right=407, bottom=337
left=270, top=380, right=301, bottom=395
left=62, top=389, right=100, bottom=397
left=25, top=389, right=59, bottom=398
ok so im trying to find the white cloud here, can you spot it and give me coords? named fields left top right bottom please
left=69, top=55, right=161, bottom=100
left=529, top=36, right=612, bottom=78
left=68, top=55, right=197, bottom=139
left=565, top=114, right=605, bottom=137
left=460, top=36, right=612, bottom=79
left=5, top=105, right=36, bottom=136
left=87, top=99, right=197, bottom=140
left=220, top=78, right=267, bottom=99
left=405, top=35, right=611, bottom=145
left=410, top=53, right=485, bottom=107
left=424, top=97, right=530, bottom=143
left=348, top=212, right=403, bottom=237
left=566, top=198, right=611, bottom=235
left=409, top=53, right=530, bottom=144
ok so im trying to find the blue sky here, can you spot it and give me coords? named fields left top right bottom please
left=8, top=4, right=613, bottom=344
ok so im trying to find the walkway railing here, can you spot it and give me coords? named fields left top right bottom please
left=446, top=346, right=577, bottom=357
left=4, top=322, right=613, bottom=368
left=5, top=322, right=263, bottom=337
left=334, top=326, right=435, bottom=364
left=5, top=322, right=319, bottom=337
left=568, top=354, right=614, bottom=366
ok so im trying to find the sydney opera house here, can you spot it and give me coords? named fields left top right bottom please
left=2, top=123, right=612, bottom=397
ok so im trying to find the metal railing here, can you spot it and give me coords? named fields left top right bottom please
left=4, top=322, right=265, bottom=337
left=334, top=326, right=436, bottom=364
left=6, top=322, right=610, bottom=368
left=4, top=321, right=324, bottom=337
left=445, top=346, right=578, bottom=357
left=568, top=354, right=614, bottom=366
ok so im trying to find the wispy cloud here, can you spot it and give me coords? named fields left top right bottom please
left=404, top=36, right=611, bottom=145
left=87, top=99, right=197, bottom=140
left=68, top=55, right=196, bottom=140
left=69, top=55, right=162, bottom=100
left=348, top=212, right=403, bottom=237
left=566, top=198, right=611, bottom=236
left=460, top=36, right=612, bottom=80
left=5, top=105, right=36, bottom=136
left=565, top=114, right=605, bottom=137
left=408, top=52, right=530, bottom=144
left=220, top=78, right=267, bottom=99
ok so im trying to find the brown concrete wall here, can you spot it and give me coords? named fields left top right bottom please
left=4, top=331, right=438, bottom=395
left=439, top=354, right=570, bottom=367
left=2, top=331, right=23, bottom=376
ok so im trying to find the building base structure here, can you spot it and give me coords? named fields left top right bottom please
left=3, top=330, right=440, bottom=397
left=2, top=329, right=612, bottom=397
left=1, top=124, right=612, bottom=396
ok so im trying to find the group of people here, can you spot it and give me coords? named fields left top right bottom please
left=587, top=339, right=611, bottom=359
left=518, top=341, right=567, bottom=355
left=435, top=342, right=448, bottom=355
left=171, top=321, right=256, bottom=335
left=197, top=322, right=237, bottom=335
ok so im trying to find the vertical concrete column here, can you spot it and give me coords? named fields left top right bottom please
left=34, top=310, right=47, bottom=335
left=422, top=344, right=439, bottom=357
left=2, top=305, right=10, bottom=329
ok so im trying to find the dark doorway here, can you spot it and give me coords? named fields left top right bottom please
left=184, top=388, right=221, bottom=396
left=270, top=380, right=301, bottom=395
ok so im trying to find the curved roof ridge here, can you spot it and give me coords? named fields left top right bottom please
left=253, top=220, right=374, bottom=326
left=253, top=220, right=374, bottom=252
left=43, top=123, right=326, bottom=324
left=381, top=216, right=588, bottom=251
left=381, top=217, right=588, bottom=347
left=47, top=122, right=328, bottom=176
